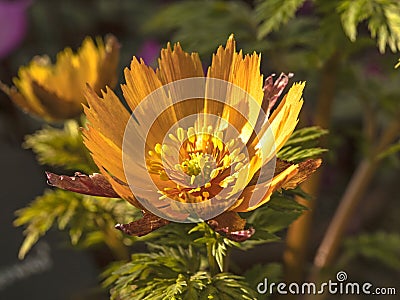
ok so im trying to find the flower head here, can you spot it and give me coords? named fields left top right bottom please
left=1, top=35, right=120, bottom=121
left=48, top=35, right=321, bottom=239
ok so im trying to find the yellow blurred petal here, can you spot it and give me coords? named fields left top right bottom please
left=92, top=34, right=120, bottom=94
left=0, top=81, right=49, bottom=119
left=3, top=36, right=119, bottom=121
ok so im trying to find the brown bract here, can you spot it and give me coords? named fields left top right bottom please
left=46, top=171, right=120, bottom=198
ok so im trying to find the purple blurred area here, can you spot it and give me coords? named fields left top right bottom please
left=137, top=39, right=160, bottom=67
left=0, top=0, right=30, bottom=59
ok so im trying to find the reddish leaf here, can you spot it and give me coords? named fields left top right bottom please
left=263, top=72, right=293, bottom=115
left=115, top=211, right=170, bottom=236
left=208, top=211, right=255, bottom=242
left=46, top=171, right=120, bottom=198
left=226, top=228, right=256, bottom=242
left=281, top=158, right=322, bottom=189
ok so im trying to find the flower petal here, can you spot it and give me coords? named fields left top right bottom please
left=207, top=211, right=255, bottom=242
left=156, top=42, right=205, bottom=126
left=83, top=86, right=135, bottom=199
left=208, top=211, right=246, bottom=232
left=262, top=72, right=292, bottom=116
left=231, top=164, right=299, bottom=212
left=281, top=158, right=322, bottom=190
left=207, top=35, right=264, bottom=144
left=115, top=211, right=170, bottom=236
left=92, top=34, right=120, bottom=94
left=246, top=82, right=305, bottom=183
left=156, top=42, right=204, bottom=84
left=46, top=171, right=119, bottom=198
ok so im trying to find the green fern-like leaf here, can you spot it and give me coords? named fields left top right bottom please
left=343, top=232, right=400, bottom=270
left=255, top=0, right=306, bottom=39
left=103, top=244, right=257, bottom=299
left=378, top=141, right=400, bottom=160
left=14, top=189, right=139, bottom=258
left=143, top=1, right=257, bottom=57
left=24, top=120, right=97, bottom=173
left=337, top=0, right=400, bottom=53
left=240, top=194, right=306, bottom=250
left=190, top=222, right=239, bottom=272
left=277, top=126, right=328, bottom=162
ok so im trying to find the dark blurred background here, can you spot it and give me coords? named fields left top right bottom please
left=1, top=0, right=399, bottom=299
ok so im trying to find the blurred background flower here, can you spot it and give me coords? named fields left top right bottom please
left=1, top=35, right=120, bottom=121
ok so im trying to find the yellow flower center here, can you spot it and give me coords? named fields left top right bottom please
left=146, top=126, right=247, bottom=204
left=179, top=152, right=215, bottom=184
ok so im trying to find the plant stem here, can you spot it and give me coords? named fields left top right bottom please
left=310, top=119, right=400, bottom=282
left=313, top=158, right=376, bottom=270
left=283, top=52, right=341, bottom=285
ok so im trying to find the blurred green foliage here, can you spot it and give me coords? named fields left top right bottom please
left=342, top=232, right=400, bottom=270
left=14, top=189, right=141, bottom=259
left=24, top=120, right=97, bottom=173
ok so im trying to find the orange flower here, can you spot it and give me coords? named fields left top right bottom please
left=48, top=35, right=320, bottom=240
left=1, top=35, right=119, bottom=121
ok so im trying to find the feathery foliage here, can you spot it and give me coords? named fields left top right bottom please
left=143, top=1, right=256, bottom=57
left=103, top=244, right=257, bottom=300
left=343, top=232, right=400, bottom=270
left=240, top=194, right=307, bottom=250
left=24, top=120, right=97, bottom=173
left=337, top=0, right=400, bottom=53
left=255, top=0, right=306, bottom=39
left=14, top=189, right=140, bottom=259
left=190, top=222, right=239, bottom=272
left=277, top=126, right=328, bottom=162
